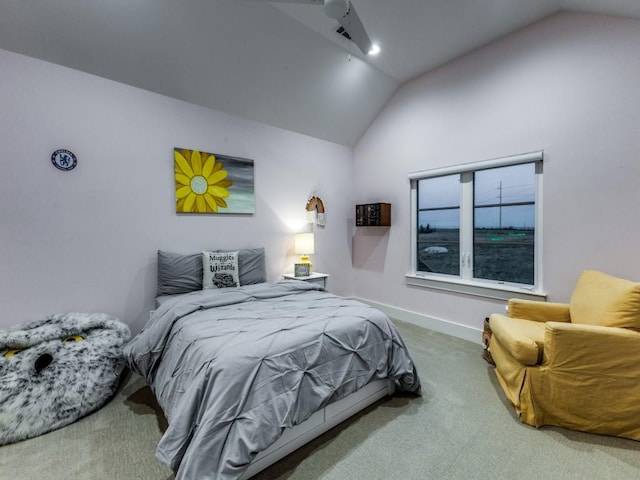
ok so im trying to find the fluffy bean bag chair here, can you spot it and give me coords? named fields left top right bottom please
left=0, top=313, right=131, bottom=445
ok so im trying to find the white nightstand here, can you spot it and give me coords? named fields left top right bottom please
left=283, top=272, right=329, bottom=289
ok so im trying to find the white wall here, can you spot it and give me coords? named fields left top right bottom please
left=3, top=11, right=639, bottom=342
left=352, top=12, right=640, bottom=338
left=0, top=49, right=354, bottom=334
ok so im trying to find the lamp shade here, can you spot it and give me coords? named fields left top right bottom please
left=294, top=233, right=315, bottom=255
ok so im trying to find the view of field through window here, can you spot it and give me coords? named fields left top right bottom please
left=417, top=163, right=535, bottom=285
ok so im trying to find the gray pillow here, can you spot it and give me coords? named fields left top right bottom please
left=157, top=248, right=266, bottom=296
left=231, top=247, right=267, bottom=286
left=157, top=251, right=202, bottom=296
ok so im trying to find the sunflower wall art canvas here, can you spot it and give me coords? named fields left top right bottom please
left=174, top=148, right=255, bottom=214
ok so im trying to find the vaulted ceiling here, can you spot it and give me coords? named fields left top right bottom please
left=1, top=0, right=639, bottom=146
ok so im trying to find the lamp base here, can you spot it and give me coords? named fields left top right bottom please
left=299, top=256, right=313, bottom=273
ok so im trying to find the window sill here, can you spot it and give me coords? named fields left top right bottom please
left=405, top=274, right=547, bottom=301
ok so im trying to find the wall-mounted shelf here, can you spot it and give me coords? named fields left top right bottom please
left=356, top=203, right=391, bottom=226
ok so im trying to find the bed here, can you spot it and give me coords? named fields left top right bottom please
left=124, top=249, right=421, bottom=480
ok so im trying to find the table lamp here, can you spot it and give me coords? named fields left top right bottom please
left=294, top=233, right=315, bottom=272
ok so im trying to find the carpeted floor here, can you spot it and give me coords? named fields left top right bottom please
left=2, top=319, right=640, bottom=479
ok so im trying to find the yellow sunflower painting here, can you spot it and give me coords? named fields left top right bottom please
left=174, top=148, right=255, bottom=214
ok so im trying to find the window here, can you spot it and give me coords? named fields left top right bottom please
left=409, top=151, right=544, bottom=300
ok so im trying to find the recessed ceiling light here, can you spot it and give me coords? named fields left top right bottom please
left=368, top=44, right=380, bottom=55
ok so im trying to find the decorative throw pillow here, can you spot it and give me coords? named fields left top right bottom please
left=202, top=251, right=240, bottom=289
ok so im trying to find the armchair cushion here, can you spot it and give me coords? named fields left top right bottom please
left=490, top=314, right=545, bottom=365
left=570, top=270, right=640, bottom=329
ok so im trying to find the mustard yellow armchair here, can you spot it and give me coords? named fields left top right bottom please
left=489, top=270, right=640, bottom=440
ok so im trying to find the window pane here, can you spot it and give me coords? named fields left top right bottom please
left=473, top=224, right=534, bottom=284
left=417, top=175, right=460, bottom=276
left=418, top=175, right=460, bottom=209
left=474, top=204, right=535, bottom=230
left=474, top=163, right=535, bottom=207
left=417, top=220, right=460, bottom=275
left=473, top=163, right=535, bottom=285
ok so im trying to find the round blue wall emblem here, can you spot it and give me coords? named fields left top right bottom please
left=51, top=149, right=77, bottom=171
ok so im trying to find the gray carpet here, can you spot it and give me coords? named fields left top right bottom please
left=2, top=320, right=639, bottom=479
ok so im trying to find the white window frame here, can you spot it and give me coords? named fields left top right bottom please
left=407, top=151, right=546, bottom=301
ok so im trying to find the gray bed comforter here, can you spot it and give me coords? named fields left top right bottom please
left=124, top=281, right=421, bottom=480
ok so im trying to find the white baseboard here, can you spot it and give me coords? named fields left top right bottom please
left=354, top=297, right=483, bottom=345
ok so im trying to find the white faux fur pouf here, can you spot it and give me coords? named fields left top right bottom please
left=0, top=313, right=131, bottom=445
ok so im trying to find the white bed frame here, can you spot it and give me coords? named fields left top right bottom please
left=241, top=378, right=395, bottom=479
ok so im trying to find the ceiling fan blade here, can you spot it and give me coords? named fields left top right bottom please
left=335, top=2, right=373, bottom=55
left=245, top=0, right=323, bottom=4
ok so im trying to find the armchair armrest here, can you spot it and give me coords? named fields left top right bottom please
left=508, top=299, right=571, bottom=323
left=543, top=322, right=640, bottom=371
left=489, top=314, right=544, bottom=365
